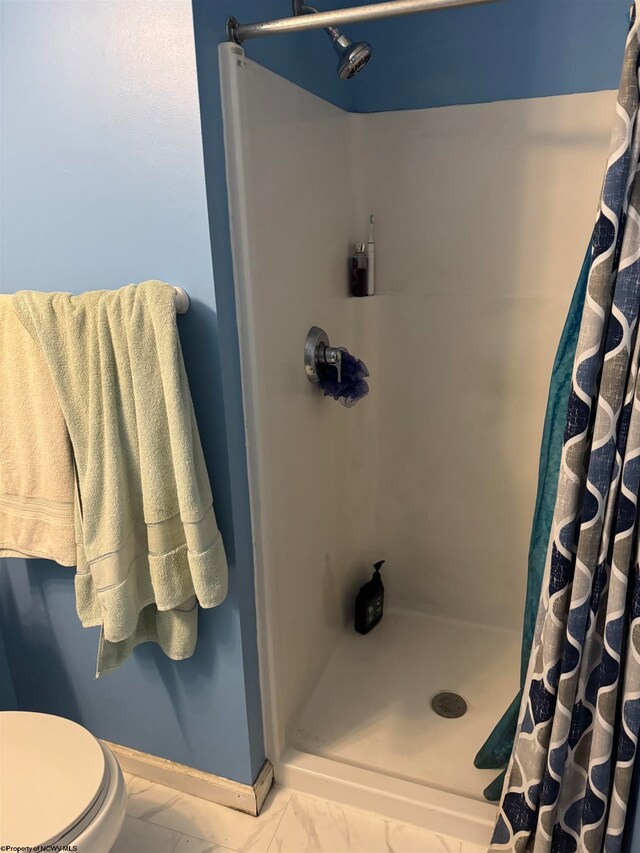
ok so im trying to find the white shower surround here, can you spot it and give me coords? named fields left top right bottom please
left=219, top=42, right=615, bottom=844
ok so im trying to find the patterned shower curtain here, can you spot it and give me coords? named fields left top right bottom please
left=492, top=7, right=640, bottom=852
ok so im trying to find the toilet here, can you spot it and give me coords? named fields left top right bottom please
left=0, top=711, right=127, bottom=853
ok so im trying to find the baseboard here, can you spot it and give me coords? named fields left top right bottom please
left=102, top=740, right=273, bottom=817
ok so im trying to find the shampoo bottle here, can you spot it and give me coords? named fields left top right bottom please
left=355, top=560, right=385, bottom=634
left=350, top=243, right=368, bottom=297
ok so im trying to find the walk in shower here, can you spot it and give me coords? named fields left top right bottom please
left=218, top=8, right=616, bottom=843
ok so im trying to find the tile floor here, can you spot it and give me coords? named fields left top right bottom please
left=112, top=773, right=488, bottom=853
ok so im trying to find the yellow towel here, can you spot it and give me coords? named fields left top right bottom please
left=14, top=282, right=228, bottom=675
left=0, top=295, right=75, bottom=565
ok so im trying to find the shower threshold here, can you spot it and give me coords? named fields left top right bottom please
left=281, top=608, right=519, bottom=845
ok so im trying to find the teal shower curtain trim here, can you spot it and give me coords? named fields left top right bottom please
left=474, top=244, right=591, bottom=799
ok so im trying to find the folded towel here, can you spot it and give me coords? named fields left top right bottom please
left=14, top=282, right=228, bottom=675
left=0, top=295, right=75, bottom=565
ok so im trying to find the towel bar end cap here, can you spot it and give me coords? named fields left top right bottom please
left=174, top=287, right=190, bottom=314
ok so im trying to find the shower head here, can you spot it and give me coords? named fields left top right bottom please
left=294, top=2, right=371, bottom=80
left=326, top=28, right=372, bottom=80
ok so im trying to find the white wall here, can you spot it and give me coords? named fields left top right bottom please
left=222, top=48, right=617, bottom=757
left=221, top=51, right=382, bottom=753
left=352, top=91, right=615, bottom=629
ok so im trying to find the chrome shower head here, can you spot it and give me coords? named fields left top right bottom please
left=293, top=2, right=371, bottom=80
left=326, top=28, right=372, bottom=80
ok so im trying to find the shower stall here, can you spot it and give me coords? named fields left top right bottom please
left=218, top=17, right=615, bottom=844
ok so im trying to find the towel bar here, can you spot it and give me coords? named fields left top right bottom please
left=173, top=287, right=190, bottom=314
left=5, top=285, right=190, bottom=313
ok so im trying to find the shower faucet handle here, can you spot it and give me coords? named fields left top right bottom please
left=304, top=326, right=343, bottom=384
left=322, top=346, right=342, bottom=383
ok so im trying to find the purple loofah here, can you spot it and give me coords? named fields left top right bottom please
left=317, top=348, right=369, bottom=408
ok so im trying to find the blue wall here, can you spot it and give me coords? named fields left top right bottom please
left=349, top=0, right=631, bottom=111
left=225, top=0, right=630, bottom=112
left=0, top=0, right=264, bottom=785
left=0, top=628, right=17, bottom=712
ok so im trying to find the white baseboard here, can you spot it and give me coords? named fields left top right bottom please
left=103, top=740, right=273, bottom=817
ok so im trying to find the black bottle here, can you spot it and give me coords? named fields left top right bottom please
left=355, top=560, right=385, bottom=634
left=350, top=243, right=369, bottom=297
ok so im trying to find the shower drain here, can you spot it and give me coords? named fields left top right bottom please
left=431, top=691, right=468, bottom=719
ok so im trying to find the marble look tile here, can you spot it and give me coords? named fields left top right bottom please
left=267, top=793, right=391, bottom=853
left=172, top=832, right=237, bottom=853
left=125, top=776, right=183, bottom=819
left=268, top=793, right=465, bottom=853
left=139, top=782, right=290, bottom=853
left=385, top=821, right=463, bottom=852
left=111, top=814, right=182, bottom=853
left=122, top=775, right=479, bottom=853
left=126, top=775, right=152, bottom=795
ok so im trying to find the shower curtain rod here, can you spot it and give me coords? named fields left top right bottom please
left=227, top=0, right=497, bottom=44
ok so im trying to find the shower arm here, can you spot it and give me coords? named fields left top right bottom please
left=227, top=0, right=498, bottom=45
left=292, top=1, right=342, bottom=42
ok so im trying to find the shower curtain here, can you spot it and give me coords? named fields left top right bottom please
left=492, top=6, right=640, bottom=851
left=476, top=247, right=591, bottom=804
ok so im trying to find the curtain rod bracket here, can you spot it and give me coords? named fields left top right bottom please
left=227, top=16, right=242, bottom=45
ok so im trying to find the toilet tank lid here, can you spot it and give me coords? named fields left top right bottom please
left=0, top=711, right=107, bottom=848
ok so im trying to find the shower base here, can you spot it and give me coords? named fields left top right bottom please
left=282, top=608, right=520, bottom=843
